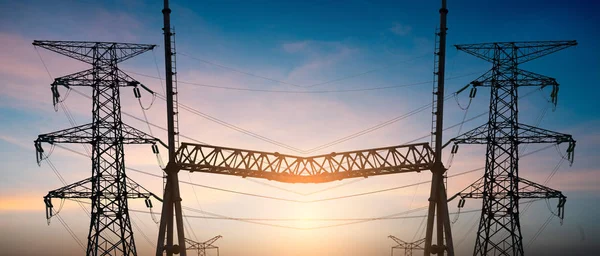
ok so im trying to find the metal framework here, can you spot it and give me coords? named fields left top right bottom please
left=450, top=177, right=567, bottom=218
left=424, top=0, right=454, bottom=254
left=156, top=1, right=454, bottom=255
left=176, top=143, right=434, bottom=183
left=156, top=0, right=188, bottom=255
left=389, top=236, right=425, bottom=256
left=448, top=40, right=577, bottom=256
left=186, top=236, right=222, bottom=256
left=33, top=40, right=162, bottom=256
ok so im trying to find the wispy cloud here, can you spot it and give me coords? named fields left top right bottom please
left=281, top=40, right=359, bottom=85
left=282, top=41, right=309, bottom=53
left=390, top=22, right=412, bottom=36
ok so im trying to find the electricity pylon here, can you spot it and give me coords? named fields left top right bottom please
left=447, top=40, right=577, bottom=256
left=186, top=236, right=222, bottom=256
left=33, top=40, right=163, bottom=256
left=388, top=236, right=425, bottom=256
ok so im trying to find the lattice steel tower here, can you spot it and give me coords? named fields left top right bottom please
left=34, top=40, right=162, bottom=256
left=388, top=236, right=425, bottom=256
left=448, top=41, right=577, bottom=255
left=185, top=235, right=222, bottom=256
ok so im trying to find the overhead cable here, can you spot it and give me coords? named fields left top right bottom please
left=127, top=69, right=482, bottom=93
left=178, top=51, right=431, bottom=89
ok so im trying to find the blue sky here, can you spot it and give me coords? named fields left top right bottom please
left=1, top=0, right=599, bottom=255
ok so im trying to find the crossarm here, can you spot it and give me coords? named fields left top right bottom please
left=34, top=123, right=165, bottom=164
left=43, top=177, right=160, bottom=220
left=455, top=40, right=577, bottom=64
left=33, top=40, right=155, bottom=64
left=467, top=68, right=559, bottom=88
left=176, top=142, right=435, bottom=183
left=449, top=123, right=574, bottom=145
left=450, top=177, right=567, bottom=219
left=52, top=68, right=142, bottom=88
left=34, top=123, right=163, bottom=145
left=185, top=235, right=222, bottom=250
left=49, top=68, right=149, bottom=107
left=446, top=123, right=576, bottom=163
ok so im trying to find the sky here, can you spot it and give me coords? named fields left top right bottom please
left=0, top=0, right=599, bottom=255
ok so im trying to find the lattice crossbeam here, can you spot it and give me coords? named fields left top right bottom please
left=176, top=143, right=435, bottom=183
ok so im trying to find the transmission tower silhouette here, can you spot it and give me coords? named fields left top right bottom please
left=447, top=40, right=577, bottom=256
left=34, top=40, right=163, bottom=256
left=388, top=236, right=425, bottom=256
left=185, top=235, right=222, bottom=256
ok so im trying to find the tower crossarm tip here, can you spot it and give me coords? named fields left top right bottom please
left=388, top=235, right=408, bottom=246
left=517, top=177, right=565, bottom=199
left=203, top=235, right=223, bottom=247
left=451, top=176, right=485, bottom=203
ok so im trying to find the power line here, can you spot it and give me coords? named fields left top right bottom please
left=53, top=212, right=86, bottom=251
left=526, top=213, right=554, bottom=249
left=178, top=51, right=431, bottom=89
left=50, top=74, right=296, bottom=154
left=65, top=78, right=487, bottom=156
left=53, top=140, right=557, bottom=206
left=178, top=52, right=305, bottom=88
left=154, top=93, right=306, bottom=153
left=130, top=207, right=445, bottom=222
left=133, top=73, right=544, bottom=155
left=302, top=94, right=453, bottom=153
left=67, top=88, right=208, bottom=146
left=142, top=205, right=443, bottom=231
left=130, top=213, right=156, bottom=248
left=302, top=84, right=533, bottom=153
left=245, top=177, right=369, bottom=197
left=151, top=49, right=166, bottom=94
left=126, top=69, right=482, bottom=94
left=49, top=78, right=559, bottom=207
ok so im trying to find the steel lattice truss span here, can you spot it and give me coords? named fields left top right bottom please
left=449, top=40, right=577, bottom=256
left=33, top=40, right=161, bottom=256
left=176, top=142, right=435, bottom=183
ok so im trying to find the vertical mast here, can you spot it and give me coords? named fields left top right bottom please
left=435, top=2, right=448, bottom=157
left=157, top=0, right=187, bottom=255
left=163, top=2, right=175, bottom=162
left=424, top=0, right=454, bottom=255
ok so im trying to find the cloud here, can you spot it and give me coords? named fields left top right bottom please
left=281, top=40, right=359, bottom=85
left=0, top=32, right=92, bottom=116
left=282, top=41, right=309, bottom=53
left=0, top=134, right=31, bottom=151
left=390, top=22, right=412, bottom=36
